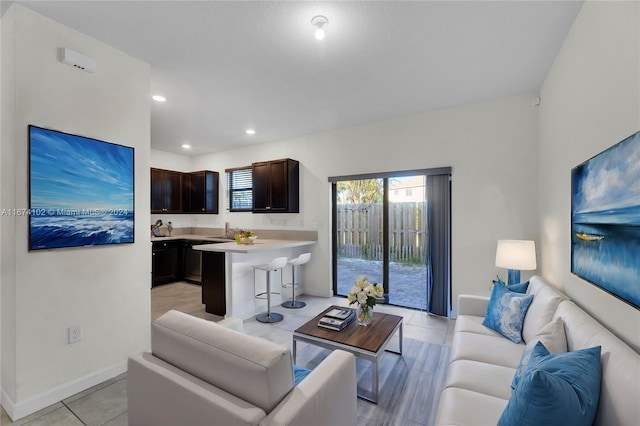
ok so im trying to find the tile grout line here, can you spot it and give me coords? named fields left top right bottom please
left=60, top=401, right=87, bottom=426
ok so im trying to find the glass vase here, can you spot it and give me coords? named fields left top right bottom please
left=357, top=304, right=373, bottom=326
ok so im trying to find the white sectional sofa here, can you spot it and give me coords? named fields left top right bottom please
left=127, top=310, right=357, bottom=426
left=436, top=275, right=640, bottom=425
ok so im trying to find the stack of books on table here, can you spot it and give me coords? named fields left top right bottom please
left=318, top=308, right=356, bottom=331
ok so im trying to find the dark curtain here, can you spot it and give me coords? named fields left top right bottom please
left=426, top=174, right=451, bottom=317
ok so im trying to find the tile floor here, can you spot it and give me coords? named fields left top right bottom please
left=1, top=283, right=454, bottom=425
left=0, top=373, right=128, bottom=426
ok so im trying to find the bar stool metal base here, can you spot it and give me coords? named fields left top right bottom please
left=256, top=312, right=284, bottom=323
left=281, top=300, right=306, bottom=309
left=255, top=291, right=279, bottom=300
left=253, top=257, right=287, bottom=325
left=281, top=253, right=311, bottom=310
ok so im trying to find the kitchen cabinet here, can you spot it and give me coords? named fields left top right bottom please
left=252, top=158, right=299, bottom=213
left=201, top=251, right=226, bottom=316
left=186, top=171, right=219, bottom=213
left=152, top=240, right=182, bottom=287
left=151, top=168, right=184, bottom=213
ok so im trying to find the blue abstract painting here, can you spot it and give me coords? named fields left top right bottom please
left=29, top=125, right=134, bottom=250
left=571, top=131, right=640, bottom=309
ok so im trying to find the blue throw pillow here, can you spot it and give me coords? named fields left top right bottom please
left=499, top=342, right=602, bottom=426
left=492, top=277, right=529, bottom=293
left=507, top=281, right=529, bottom=294
left=293, top=365, right=311, bottom=386
left=482, top=282, right=534, bottom=343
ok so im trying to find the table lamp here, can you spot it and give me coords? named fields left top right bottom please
left=495, top=240, right=537, bottom=285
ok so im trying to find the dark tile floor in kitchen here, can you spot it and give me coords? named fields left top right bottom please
left=1, top=282, right=454, bottom=425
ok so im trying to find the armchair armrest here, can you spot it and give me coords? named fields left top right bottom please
left=260, top=350, right=357, bottom=426
left=457, top=294, right=490, bottom=317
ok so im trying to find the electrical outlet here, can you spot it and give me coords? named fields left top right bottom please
left=68, top=325, right=82, bottom=344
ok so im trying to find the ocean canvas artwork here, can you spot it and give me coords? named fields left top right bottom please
left=29, top=125, right=134, bottom=250
left=571, top=131, right=640, bottom=309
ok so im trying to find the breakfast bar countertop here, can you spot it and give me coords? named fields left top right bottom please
left=192, top=239, right=316, bottom=254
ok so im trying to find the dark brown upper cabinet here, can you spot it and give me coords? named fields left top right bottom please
left=252, top=158, right=299, bottom=213
left=186, top=171, right=219, bottom=214
left=151, top=168, right=184, bottom=213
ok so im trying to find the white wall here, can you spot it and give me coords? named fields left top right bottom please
left=2, top=4, right=20, bottom=407
left=150, top=148, right=191, bottom=172
left=0, top=7, right=4, bottom=400
left=179, top=93, right=541, bottom=303
left=539, top=0, right=640, bottom=351
left=1, top=5, right=151, bottom=419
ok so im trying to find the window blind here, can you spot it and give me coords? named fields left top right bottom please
left=226, top=167, right=252, bottom=211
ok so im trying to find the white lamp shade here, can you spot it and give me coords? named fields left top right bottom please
left=495, top=240, right=537, bottom=270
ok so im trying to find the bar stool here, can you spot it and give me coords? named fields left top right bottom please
left=253, top=257, right=287, bottom=323
left=281, top=253, right=311, bottom=309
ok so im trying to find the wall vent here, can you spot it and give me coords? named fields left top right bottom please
left=59, top=47, right=96, bottom=73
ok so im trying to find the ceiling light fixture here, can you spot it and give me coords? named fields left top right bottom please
left=181, top=144, right=191, bottom=149
left=311, top=15, right=328, bottom=40
left=246, top=129, right=256, bottom=135
left=152, top=95, right=166, bottom=102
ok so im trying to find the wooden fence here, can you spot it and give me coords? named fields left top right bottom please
left=337, top=202, right=427, bottom=263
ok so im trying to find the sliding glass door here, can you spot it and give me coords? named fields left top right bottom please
left=387, top=176, right=427, bottom=309
left=334, top=178, right=385, bottom=299
left=332, top=169, right=449, bottom=312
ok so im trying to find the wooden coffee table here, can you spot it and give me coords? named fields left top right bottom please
left=293, top=305, right=403, bottom=403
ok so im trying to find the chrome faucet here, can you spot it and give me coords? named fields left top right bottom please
left=151, top=219, right=162, bottom=237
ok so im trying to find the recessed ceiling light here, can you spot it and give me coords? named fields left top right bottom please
left=246, top=129, right=256, bottom=135
left=182, top=144, right=191, bottom=149
left=152, top=95, right=166, bottom=102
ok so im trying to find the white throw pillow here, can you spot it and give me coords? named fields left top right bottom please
left=511, top=317, right=567, bottom=388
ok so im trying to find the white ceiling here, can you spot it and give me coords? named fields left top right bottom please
left=8, top=1, right=583, bottom=155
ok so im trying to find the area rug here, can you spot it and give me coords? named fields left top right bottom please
left=295, top=337, right=451, bottom=426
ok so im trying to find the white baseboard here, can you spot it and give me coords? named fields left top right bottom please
left=1, top=361, right=127, bottom=421
left=303, top=288, right=333, bottom=297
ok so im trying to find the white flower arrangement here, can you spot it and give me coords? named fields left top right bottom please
left=347, top=275, right=383, bottom=309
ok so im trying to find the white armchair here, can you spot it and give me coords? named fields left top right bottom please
left=128, top=310, right=357, bottom=426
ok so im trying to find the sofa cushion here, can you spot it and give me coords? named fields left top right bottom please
left=512, top=317, right=567, bottom=388
left=455, top=314, right=504, bottom=336
left=482, top=283, right=534, bottom=343
left=451, top=331, right=525, bottom=369
left=436, top=387, right=508, bottom=426
left=499, top=342, right=601, bottom=426
left=521, top=276, right=568, bottom=343
left=151, top=310, right=294, bottom=413
left=444, top=359, right=516, bottom=400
